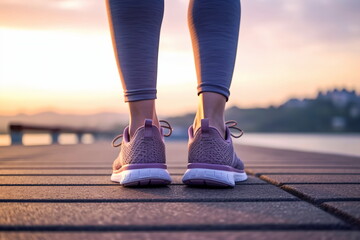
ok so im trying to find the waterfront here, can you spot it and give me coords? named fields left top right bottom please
left=236, top=133, right=360, bottom=157
left=1, top=133, right=360, bottom=157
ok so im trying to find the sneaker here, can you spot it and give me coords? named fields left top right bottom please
left=182, top=118, right=247, bottom=187
left=111, top=119, right=172, bottom=187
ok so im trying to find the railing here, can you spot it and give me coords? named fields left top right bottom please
left=8, top=123, right=108, bottom=145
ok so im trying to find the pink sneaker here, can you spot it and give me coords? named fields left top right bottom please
left=182, top=118, right=247, bottom=187
left=111, top=119, right=172, bottom=187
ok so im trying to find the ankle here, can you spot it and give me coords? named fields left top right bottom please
left=128, top=100, right=159, bottom=139
left=193, top=114, right=225, bottom=137
left=193, top=92, right=227, bottom=138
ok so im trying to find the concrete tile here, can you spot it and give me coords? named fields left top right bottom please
left=0, top=169, right=111, bottom=175
left=0, top=175, right=265, bottom=185
left=248, top=168, right=360, bottom=175
left=0, top=176, right=116, bottom=185
left=246, top=164, right=360, bottom=168
left=261, top=175, right=360, bottom=185
left=0, top=202, right=344, bottom=226
left=170, top=175, right=267, bottom=185
left=0, top=185, right=296, bottom=201
left=283, top=184, right=360, bottom=201
left=235, top=144, right=360, bottom=166
left=1, top=231, right=359, bottom=240
left=0, top=161, right=110, bottom=166
left=0, top=165, right=110, bottom=168
left=0, top=144, right=116, bottom=166
left=322, top=201, right=360, bottom=220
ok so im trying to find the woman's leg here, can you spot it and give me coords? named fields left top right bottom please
left=188, top=0, right=241, bottom=137
left=106, top=0, right=164, bottom=138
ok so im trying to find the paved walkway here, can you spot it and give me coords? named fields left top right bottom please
left=0, top=142, right=359, bottom=239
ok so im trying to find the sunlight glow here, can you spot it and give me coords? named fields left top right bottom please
left=0, top=28, right=199, bottom=115
left=1, top=0, right=360, bottom=116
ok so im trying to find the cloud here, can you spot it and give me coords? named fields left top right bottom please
left=1, top=0, right=359, bottom=45
left=242, top=0, right=360, bottom=47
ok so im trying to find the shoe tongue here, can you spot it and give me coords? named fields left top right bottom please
left=144, top=119, right=153, bottom=138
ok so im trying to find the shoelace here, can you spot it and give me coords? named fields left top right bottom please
left=111, top=120, right=173, bottom=147
left=225, top=120, right=244, bottom=138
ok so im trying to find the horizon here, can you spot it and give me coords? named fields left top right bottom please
left=0, top=86, right=358, bottom=117
left=1, top=0, right=359, bottom=115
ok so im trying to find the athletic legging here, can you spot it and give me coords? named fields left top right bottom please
left=106, top=0, right=241, bottom=102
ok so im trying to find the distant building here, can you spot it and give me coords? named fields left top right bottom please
left=281, top=98, right=308, bottom=109
left=319, top=88, right=358, bottom=108
left=282, top=88, right=359, bottom=110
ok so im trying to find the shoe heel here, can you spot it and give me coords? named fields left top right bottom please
left=112, top=167, right=172, bottom=186
left=182, top=168, right=235, bottom=187
left=182, top=166, right=247, bottom=187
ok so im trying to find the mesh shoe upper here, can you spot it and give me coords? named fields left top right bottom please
left=188, top=118, right=244, bottom=170
left=112, top=119, right=166, bottom=172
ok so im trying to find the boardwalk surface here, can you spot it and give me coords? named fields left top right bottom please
left=0, top=141, right=360, bottom=239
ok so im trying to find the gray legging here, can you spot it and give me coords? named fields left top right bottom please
left=107, top=0, right=241, bottom=102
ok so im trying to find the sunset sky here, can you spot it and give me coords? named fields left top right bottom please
left=0, top=0, right=359, bottom=116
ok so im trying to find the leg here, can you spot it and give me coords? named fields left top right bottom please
left=188, top=0, right=241, bottom=137
left=184, top=0, right=245, bottom=187
left=106, top=0, right=164, bottom=138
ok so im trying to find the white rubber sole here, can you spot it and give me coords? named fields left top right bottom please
left=182, top=168, right=248, bottom=187
left=111, top=168, right=172, bottom=186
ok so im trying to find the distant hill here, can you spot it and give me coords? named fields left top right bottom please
left=224, top=104, right=359, bottom=132
left=228, top=88, right=360, bottom=132
left=169, top=88, right=360, bottom=133
left=1, top=88, right=359, bottom=134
